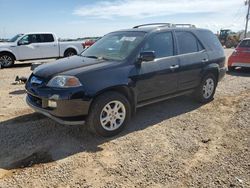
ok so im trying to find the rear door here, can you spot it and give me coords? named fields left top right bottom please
left=38, top=34, right=59, bottom=58
left=135, top=31, right=179, bottom=102
left=175, top=31, right=208, bottom=91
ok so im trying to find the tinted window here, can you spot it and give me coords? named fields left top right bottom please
left=19, top=34, right=38, bottom=44
left=143, top=32, right=174, bottom=58
left=196, top=30, right=222, bottom=51
left=40, top=34, right=54, bottom=42
left=176, top=31, right=202, bottom=54
left=239, top=40, right=250, bottom=48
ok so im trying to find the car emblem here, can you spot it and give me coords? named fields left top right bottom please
left=30, top=76, right=42, bottom=85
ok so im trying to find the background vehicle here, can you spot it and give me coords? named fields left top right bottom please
left=84, top=37, right=101, bottom=48
left=218, top=29, right=244, bottom=48
left=228, top=38, right=250, bottom=71
left=26, top=23, right=226, bottom=137
left=0, top=32, right=85, bottom=67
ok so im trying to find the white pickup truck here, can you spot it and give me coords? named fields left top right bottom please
left=0, top=32, right=85, bottom=67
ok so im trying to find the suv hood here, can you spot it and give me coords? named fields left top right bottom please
left=33, top=55, right=116, bottom=78
left=0, top=42, right=15, bottom=48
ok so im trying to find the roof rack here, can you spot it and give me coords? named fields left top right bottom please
left=133, top=23, right=172, bottom=29
left=172, top=24, right=196, bottom=28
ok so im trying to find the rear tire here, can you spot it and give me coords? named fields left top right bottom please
left=86, top=92, right=131, bottom=137
left=0, top=53, right=15, bottom=68
left=194, top=73, right=217, bottom=103
left=64, top=49, right=77, bottom=57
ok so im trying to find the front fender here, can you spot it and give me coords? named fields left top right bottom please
left=0, top=48, right=17, bottom=60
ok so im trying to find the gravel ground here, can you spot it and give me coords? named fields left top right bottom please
left=0, top=49, right=249, bottom=188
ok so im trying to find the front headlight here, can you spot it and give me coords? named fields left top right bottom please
left=47, top=75, right=82, bottom=88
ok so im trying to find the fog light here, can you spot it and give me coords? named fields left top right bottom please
left=48, top=100, right=57, bottom=108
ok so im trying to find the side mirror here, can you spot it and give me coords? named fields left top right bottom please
left=138, top=51, right=155, bottom=63
left=18, top=40, right=30, bottom=46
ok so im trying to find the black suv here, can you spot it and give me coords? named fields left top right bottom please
left=26, top=23, right=226, bottom=137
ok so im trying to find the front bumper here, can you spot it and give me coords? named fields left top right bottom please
left=218, top=67, right=227, bottom=81
left=26, top=92, right=91, bottom=125
left=26, top=96, right=86, bottom=125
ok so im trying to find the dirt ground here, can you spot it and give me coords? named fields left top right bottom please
left=0, top=49, right=249, bottom=188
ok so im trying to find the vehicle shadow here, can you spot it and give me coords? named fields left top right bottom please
left=12, top=63, right=32, bottom=68
left=227, top=67, right=250, bottom=77
left=9, top=89, right=26, bottom=95
left=0, top=96, right=202, bottom=170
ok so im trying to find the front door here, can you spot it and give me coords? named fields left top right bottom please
left=17, top=34, right=43, bottom=60
left=133, top=31, right=179, bottom=102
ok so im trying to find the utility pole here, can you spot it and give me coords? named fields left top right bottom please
left=245, top=0, right=250, bottom=38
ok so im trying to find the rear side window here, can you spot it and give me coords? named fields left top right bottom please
left=40, top=34, right=54, bottom=42
left=239, top=40, right=250, bottom=47
left=196, top=30, right=222, bottom=51
left=143, top=32, right=174, bottom=58
left=176, top=31, right=203, bottom=54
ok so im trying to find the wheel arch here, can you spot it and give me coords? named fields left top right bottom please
left=0, top=50, right=16, bottom=60
left=63, top=47, right=78, bottom=57
left=201, top=63, right=219, bottom=83
left=91, top=85, right=137, bottom=115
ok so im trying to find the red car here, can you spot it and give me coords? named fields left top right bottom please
left=228, top=39, right=250, bottom=71
left=84, top=37, right=101, bottom=48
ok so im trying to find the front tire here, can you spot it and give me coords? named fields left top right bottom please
left=86, top=92, right=131, bottom=137
left=194, top=73, right=217, bottom=103
left=0, top=53, right=15, bottom=68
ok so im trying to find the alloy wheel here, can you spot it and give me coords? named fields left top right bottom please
left=100, top=100, right=126, bottom=131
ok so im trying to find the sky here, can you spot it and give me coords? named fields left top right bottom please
left=0, top=0, right=247, bottom=39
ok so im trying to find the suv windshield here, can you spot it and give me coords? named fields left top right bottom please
left=81, top=32, right=145, bottom=61
left=8, top=34, right=23, bottom=42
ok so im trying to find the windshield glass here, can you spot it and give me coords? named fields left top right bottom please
left=8, top=34, right=23, bottom=42
left=81, top=32, right=145, bottom=61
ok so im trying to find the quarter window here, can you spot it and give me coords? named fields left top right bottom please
left=143, top=32, right=174, bottom=58
left=176, top=31, right=203, bottom=54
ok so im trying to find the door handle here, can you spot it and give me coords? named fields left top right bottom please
left=170, top=65, right=179, bottom=70
left=202, top=58, right=209, bottom=63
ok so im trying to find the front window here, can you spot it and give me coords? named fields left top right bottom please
left=142, top=32, right=174, bottom=58
left=81, top=32, right=145, bottom=61
left=8, top=34, right=23, bottom=42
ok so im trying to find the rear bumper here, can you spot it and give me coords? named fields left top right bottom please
left=218, top=67, right=227, bottom=81
left=230, top=62, right=250, bottom=68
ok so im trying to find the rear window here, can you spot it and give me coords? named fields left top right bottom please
left=40, top=34, right=54, bottom=42
left=239, top=40, right=250, bottom=48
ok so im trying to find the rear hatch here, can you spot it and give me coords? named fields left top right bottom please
left=234, top=40, right=250, bottom=62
